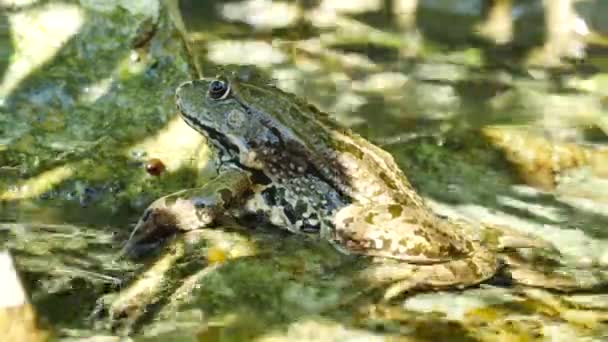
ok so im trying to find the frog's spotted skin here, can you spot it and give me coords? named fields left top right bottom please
left=125, top=68, right=596, bottom=298
left=167, top=70, right=498, bottom=295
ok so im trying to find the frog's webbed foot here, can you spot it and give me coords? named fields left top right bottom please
left=121, top=169, right=252, bottom=258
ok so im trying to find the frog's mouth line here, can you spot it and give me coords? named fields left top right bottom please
left=179, top=111, right=249, bottom=166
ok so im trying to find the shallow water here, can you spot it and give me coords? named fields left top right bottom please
left=1, top=0, right=608, bottom=340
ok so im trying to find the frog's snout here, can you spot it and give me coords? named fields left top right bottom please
left=175, top=80, right=195, bottom=105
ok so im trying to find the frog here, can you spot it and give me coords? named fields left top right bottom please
left=122, top=68, right=598, bottom=300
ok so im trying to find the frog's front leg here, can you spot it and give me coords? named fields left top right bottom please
left=121, top=168, right=252, bottom=257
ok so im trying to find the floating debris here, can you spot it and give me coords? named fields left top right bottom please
left=144, top=158, right=166, bottom=176
left=482, top=126, right=608, bottom=190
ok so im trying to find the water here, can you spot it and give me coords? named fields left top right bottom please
left=1, top=0, right=608, bottom=340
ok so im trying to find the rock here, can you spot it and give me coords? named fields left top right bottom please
left=0, top=251, right=51, bottom=342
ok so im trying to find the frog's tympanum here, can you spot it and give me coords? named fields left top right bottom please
left=123, top=68, right=596, bottom=299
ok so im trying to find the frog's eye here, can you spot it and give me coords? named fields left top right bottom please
left=208, top=80, right=230, bottom=100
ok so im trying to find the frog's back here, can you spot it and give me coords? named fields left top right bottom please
left=234, top=78, right=425, bottom=208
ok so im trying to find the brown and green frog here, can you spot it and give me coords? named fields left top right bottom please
left=122, top=68, right=603, bottom=302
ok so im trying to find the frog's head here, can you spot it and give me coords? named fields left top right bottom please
left=176, top=75, right=251, bottom=166
left=175, top=70, right=310, bottom=171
